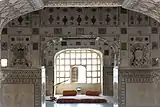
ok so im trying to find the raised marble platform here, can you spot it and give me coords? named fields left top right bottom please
left=0, top=68, right=42, bottom=107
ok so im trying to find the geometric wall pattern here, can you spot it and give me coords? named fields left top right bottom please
left=2, top=7, right=160, bottom=69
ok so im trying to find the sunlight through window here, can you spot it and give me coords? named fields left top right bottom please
left=77, top=66, right=86, bottom=83
left=1, top=59, right=7, bottom=67
left=54, top=49, right=102, bottom=84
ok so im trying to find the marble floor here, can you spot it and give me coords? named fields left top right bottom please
left=46, top=95, right=117, bottom=107
left=46, top=102, right=116, bottom=107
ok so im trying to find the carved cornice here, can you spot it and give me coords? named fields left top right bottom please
left=122, top=0, right=160, bottom=23
left=43, top=0, right=121, bottom=7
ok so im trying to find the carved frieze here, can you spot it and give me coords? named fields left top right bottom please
left=7, top=7, right=158, bottom=29
left=43, top=0, right=121, bottom=7
left=41, top=7, right=120, bottom=27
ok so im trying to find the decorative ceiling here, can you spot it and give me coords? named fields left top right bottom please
left=0, top=0, right=160, bottom=30
left=0, top=0, right=43, bottom=29
left=122, top=0, right=160, bottom=24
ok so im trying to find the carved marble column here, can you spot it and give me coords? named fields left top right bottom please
left=110, top=38, right=120, bottom=104
left=103, top=66, right=113, bottom=96
left=0, top=29, right=2, bottom=107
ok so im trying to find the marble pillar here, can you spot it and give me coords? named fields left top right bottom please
left=0, top=31, right=3, bottom=107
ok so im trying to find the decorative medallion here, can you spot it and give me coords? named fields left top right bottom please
left=11, top=43, right=31, bottom=68
left=130, top=43, right=149, bottom=68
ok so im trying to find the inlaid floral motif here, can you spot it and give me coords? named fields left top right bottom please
left=11, top=43, right=31, bottom=68
left=130, top=43, right=149, bottom=68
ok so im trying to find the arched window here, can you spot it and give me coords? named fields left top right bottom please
left=54, top=49, right=103, bottom=84
left=71, top=65, right=86, bottom=83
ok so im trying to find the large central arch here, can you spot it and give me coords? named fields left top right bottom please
left=43, top=36, right=120, bottom=103
left=54, top=48, right=103, bottom=95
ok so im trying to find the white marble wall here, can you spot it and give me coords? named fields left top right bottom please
left=0, top=69, right=42, bottom=107
left=119, top=69, right=160, bottom=107
left=1, top=84, right=34, bottom=107
left=126, top=83, right=160, bottom=107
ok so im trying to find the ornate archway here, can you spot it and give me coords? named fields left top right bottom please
left=43, top=36, right=120, bottom=102
left=54, top=48, right=103, bottom=95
